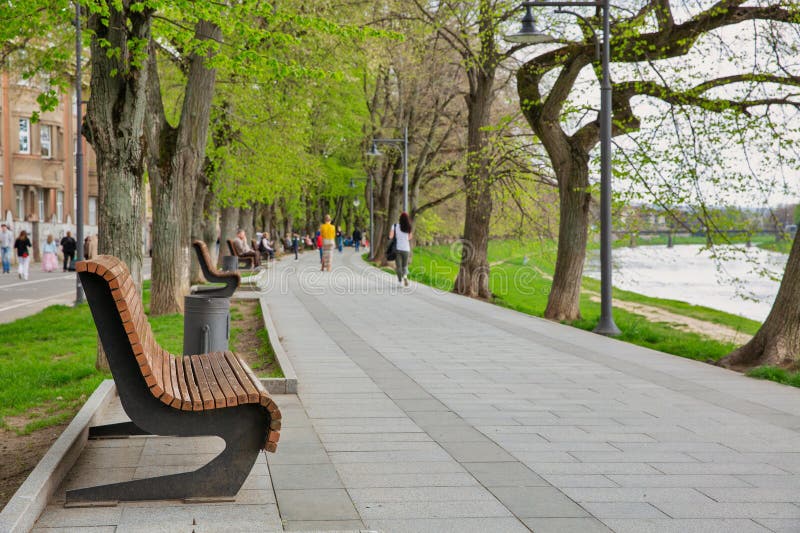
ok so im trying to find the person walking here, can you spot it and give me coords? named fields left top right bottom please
left=0, top=223, right=12, bottom=273
left=319, top=215, right=336, bottom=271
left=291, top=233, right=299, bottom=260
left=336, top=227, right=344, bottom=253
left=60, top=231, right=77, bottom=271
left=352, top=228, right=362, bottom=253
left=315, top=231, right=323, bottom=264
left=389, top=212, right=413, bottom=286
left=41, top=234, right=59, bottom=272
left=14, top=230, right=32, bottom=280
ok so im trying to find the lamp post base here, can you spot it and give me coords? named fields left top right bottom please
left=593, top=316, right=621, bottom=337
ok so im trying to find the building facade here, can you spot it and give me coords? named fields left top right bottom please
left=0, top=71, right=98, bottom=230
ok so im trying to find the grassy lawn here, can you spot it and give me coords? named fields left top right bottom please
left=0, top=281, right=183, bottom=434
left=405, top=241, right=757, bottom=364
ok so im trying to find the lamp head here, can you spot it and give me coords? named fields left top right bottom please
left=353, top=197, right=361, bottom=208
left=505, top=5, right=556, bottom=44
left=366, top=142, right=382, bottom=157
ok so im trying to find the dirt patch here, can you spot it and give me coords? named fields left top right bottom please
left=585, top=292, right=751, bottom=344
left=229, top=299, right=281, bottom=377
left=0, top=423, right=68, bottom=511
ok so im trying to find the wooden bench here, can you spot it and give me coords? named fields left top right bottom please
left=69, top=255, right=281, bottom=504
left=226, top=238, right=257, bottom=269
left=192, top=240, right=240, bottom=298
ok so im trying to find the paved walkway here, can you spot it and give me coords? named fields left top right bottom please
left=33, top=250, right=800, bottom=532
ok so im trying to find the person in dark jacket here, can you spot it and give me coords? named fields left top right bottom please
left=14, top=230, right=32, bottom=280
left=60, top=231, right=77, bottom=272
left=352, top=228, right=362, bottom=252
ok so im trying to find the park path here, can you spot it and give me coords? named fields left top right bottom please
left=28, top=249, right=800, bottom=532
left=261, top=250, right=800, bottom=532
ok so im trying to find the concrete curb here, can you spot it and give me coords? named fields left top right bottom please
left=0, top=380, right=116, bottom=533
left=259, top=296, right=298, bottom=395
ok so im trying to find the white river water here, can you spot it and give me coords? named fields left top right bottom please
left=584, top=244, right=788, bottom=322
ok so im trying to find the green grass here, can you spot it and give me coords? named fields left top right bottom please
left=747, top=366, right=800, bottom=387
left=758, top=240, right=793, bottom=254
left=401, top=240, right=753, bottom=364
left=251, top=305, right=284, bottom=378
left=0, top=283, right=183, bottom=434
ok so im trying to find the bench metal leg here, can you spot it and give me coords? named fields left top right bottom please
left=88, top=421, right=152, bottom=439
left=66, top=407, right=266, bottom=503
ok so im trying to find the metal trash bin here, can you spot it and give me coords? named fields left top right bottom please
left=221, top=255, right=238, bottom=272
left=183, top=294, right=230, bottom=355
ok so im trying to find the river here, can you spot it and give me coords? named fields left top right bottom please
left=584, top=244, right=787, bottom=322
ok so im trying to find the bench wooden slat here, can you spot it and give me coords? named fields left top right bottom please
left=223, top=351, right=260, bottom=403
left=158, top=348, right=174, bottom=406
left=174, top=356, right=192, bottom=411
left=182, top=356, right=204, bottom=411
left=166, top=356, right=182, bottom=408
left=198, top=353, right=226, bottom=409
left=190, top=355, right=215, bottom=410
left=207, top=352, right=239, bottom=407
left=214, top=352, right=248, bottom=405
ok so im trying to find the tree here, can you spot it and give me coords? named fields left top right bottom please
left=516, top=0, right=800, bottom=321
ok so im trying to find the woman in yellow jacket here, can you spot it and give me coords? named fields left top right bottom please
left=319, top=214, right=336, bottom=271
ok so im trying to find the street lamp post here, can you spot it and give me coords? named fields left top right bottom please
left=74, top=1, right=85, bottom=305
left=506, top=0, right=620, bottom=336
left=367, top=125, right=409, bottom=213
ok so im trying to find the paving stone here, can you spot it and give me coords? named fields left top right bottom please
left=348, top=486, right=497, bottom=503
left=520, top=517, right=613, bottom=533
left=602, top=518, right=772, bottom=533
left=489, top=486, right=589, bottom=518
left=462, top=461, right=548, bottom=487
left=652, top=502, right=800, bottom=519
left=438, top=440, right=516, bottom=462
left=269, top=463, right=344, bottom=490
left=34, top=506, right=122, bottom=528
left=754, top=518, right=800, bottom=532
left=275, top=489, right=360, bottom=521
left=364, top=517, right=530, bottom=532
left=282, top=519, right=366, bottom=531
left=581, top=502, right=669, bottom=519
left=354, top=499, right=512, bottom=519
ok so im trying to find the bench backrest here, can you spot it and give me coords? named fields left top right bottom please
left=226, top=239, right=238, bottom=257
left=192, top=240, right=240, bottom=292
left=77, top=256, right=176, bottom=405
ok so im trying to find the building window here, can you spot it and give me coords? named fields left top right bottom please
left=19, top=119, right=30, bottom=154
left=38, top=189, right=45, bottom=221
left=57, top=191, right=64, bottom=223
left=40, top=125, right=52, bottom=158
left=15, top=187, right=24, bottom=220
left=88, top=196, right=97, bottom=225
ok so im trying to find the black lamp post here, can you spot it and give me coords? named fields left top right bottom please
left=366, top=126, right=409, bottom=213
left=507, top=0, right=620, bottom=336
left=74, top=0, right=85, bottom=305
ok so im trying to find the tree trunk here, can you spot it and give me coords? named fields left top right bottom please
left=220, top=205, right=239, bottom=262
left=147, top=20, right=220, bottom=316
left=718, top=231, right=800, bottom=368
left=545, top=150, right=591, bottom=321
left=86, top=3, right=152, bottom=370
left=454, top=175, right=492, bottom=298
left=454, top=58, right=495, bottom=299
left=238, top=206, right=254, bottom=240
left=190, top=170, right=210, bottom=285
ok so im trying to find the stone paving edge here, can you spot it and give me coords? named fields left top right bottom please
left=0, top=379, right=117, bottom=533
left=259, top=295, right=298, bottom=394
